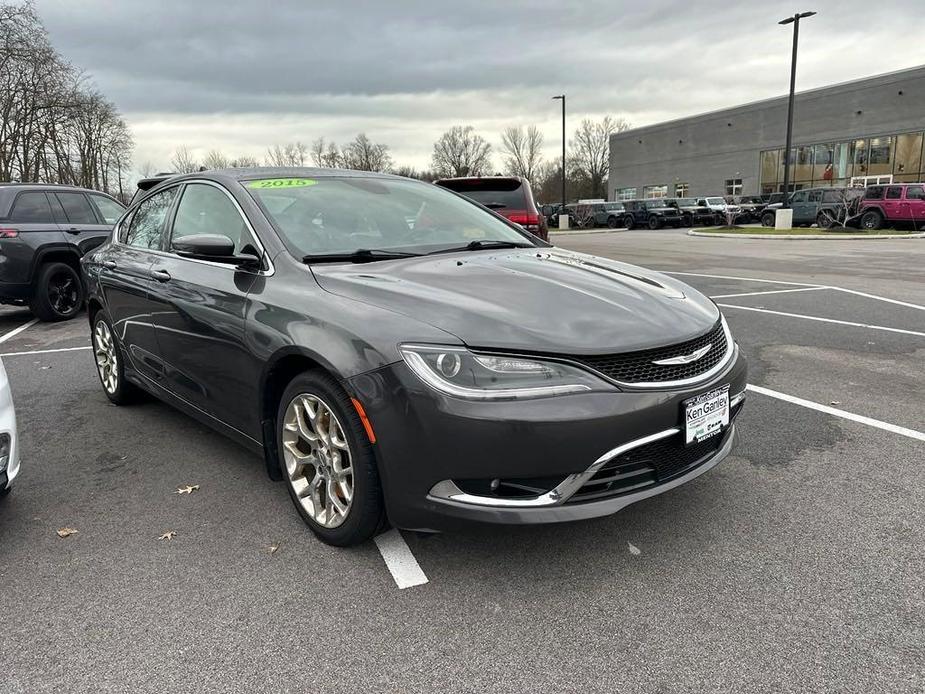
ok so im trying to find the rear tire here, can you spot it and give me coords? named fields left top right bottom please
left=623, top=215, right=634, bottom=229
left=30, top=262, right=83, bottom=322
left=277, top=371, right=385, bottom=547
left=606, top=216, right=619, bottom=229
left=91, top=311, right=141, bottom=405
left=860, top=210, right=883, bottom=231
left=816, top=212, right=835, bottom=229
left=648, top=215, right=661, bottom=230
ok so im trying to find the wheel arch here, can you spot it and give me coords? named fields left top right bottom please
left=29, top=246, right=82, bottom=286
left=259, top=346, right=347, bottom=481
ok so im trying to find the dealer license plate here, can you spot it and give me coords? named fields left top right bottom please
left=684, top=386, right=730, bottom=444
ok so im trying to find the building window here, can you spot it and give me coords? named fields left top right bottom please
left=724, top=178, right=743, bottom=195
left=674, top=182, right=689, bottom=197
left=643, top=184, right=667, bottom=199
left=894, top=132, right=923, bottom=181
left=616, top=187, right=636, bottom=200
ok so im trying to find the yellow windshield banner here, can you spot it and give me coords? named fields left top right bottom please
left=247, top=178, right=317, bottom=189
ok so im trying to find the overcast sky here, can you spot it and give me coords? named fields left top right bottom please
left=35, top=0, right=925, bottom=174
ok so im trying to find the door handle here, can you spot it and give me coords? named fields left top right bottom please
left=151, top=269, right=171, bottom=282
left=102, top=260, right=117, bottom=270
left=65, top=227, right=80, bottom=235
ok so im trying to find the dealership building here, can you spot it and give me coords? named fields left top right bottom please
left=608, top=65, right=925, bottom=200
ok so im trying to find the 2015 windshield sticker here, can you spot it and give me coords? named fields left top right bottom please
left=247, top=178, right=317, bottom=189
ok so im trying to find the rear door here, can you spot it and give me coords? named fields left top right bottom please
left=883, top=186, right=904, bottom=221
left=98, top=185, right=179, bottom=384
left=790, top=190, right=811, bottom=223
left=1, top=191, right=66, bottom=290
left=147, top=181, right=264, bottom=437
left=903, top=185, right=925, bottom=225
left=52, top=191, right=115, bottom=256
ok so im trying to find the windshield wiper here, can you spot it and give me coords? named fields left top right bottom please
left=428, top=239, right=534, bottom=255
left=301, top=249, right=422, bottom=264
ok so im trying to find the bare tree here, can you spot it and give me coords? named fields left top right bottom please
left=202, top=149, right=229, bottom=170
left=0, top=2, right=133, bottom=195
left=569, top=116, right=630, bottom=199
left=137, top=160, right=157, bottom=178
left=265, top=141, right=309, bottom=167
left=431, top=126, right=492, bottom=178
left=500, top=125, right=543, bottom=184
left=341, top=133, right=392, bottom=172
left=311, top=137, right=341, bottom=168
left=229, top=154, right=259, bottom=168
left=170, top=146, right=199, bottom=174
left=818, top=188, right=864, bottom=229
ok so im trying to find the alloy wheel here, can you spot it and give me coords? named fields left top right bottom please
left=282, top=393, right=354, bottom=528
left=93, top=320, right=119, bottom=393
left=48, top=271, right=79, bottom=315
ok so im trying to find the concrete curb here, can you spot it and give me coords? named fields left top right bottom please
left=687, top=229, right=925, bottom=240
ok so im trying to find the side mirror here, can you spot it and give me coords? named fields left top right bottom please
left=172, top=234, right=261, bottom=269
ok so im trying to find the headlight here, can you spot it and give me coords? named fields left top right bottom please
left=399, top=344, right=613, bottom=400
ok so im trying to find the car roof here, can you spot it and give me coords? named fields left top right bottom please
left=0, top=182, right=120, bottom=218
left=433, top=175, right=525, bottom=184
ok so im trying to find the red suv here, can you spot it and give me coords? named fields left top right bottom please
left=434, top=176, right=548, bottom=240
left=858, top=183, right=925, bottom=230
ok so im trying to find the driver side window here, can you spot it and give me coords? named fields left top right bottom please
left=171, top=183, right=253, bottom=254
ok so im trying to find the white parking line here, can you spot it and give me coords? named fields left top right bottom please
left=374, top=529, right=428, bottom=589
left=710, top=286, right=830, bottom=300
left=663, top=271, right=822, bottom=287
left=832, top=287, right=925, bottom=312
left=717, top=303, right=925, bottom=338
left=0, top=318, right=38, bottom=345
left=747, top=384, right=925, bottom=443
left=0, top=346, right=92, bottom=358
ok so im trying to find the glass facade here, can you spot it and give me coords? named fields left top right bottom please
left=643, top=184, right=668, bottom=199
left=616, top=187, right=636, bottom=200
left=759, top=131, right=925, bottom=194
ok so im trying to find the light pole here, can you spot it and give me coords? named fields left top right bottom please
left=778, top=11, right=815, bottom=209
left=552, top=95, right=566, bottom=227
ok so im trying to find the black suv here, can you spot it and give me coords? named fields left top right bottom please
left=661, top=198, right=714, bottom=226
left=0, top=184, right=125, bottom=320
left=621, top=199, right=683, bottom=229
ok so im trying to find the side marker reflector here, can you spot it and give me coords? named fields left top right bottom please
left=351, top=397, right=377, bottom=444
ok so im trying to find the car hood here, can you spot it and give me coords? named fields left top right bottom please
left=310, top=249, right=720, bottom=355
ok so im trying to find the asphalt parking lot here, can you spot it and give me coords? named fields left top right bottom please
left=1, top=228, right=923, bottom=693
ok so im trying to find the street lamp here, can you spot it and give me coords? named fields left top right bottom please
left=778, top=11, right=816, bottom=209
left=552, top=95, right=566, bottom=227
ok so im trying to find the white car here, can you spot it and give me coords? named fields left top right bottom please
left=0, top=358, right=19, bottom=496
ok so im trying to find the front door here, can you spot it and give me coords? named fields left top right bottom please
left=790, top=190, right=810, bottom=223
left=147, top=181, right=263, bottom=438
left=99, top=185, right=179, bottom=384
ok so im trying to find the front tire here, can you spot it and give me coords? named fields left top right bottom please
left=277, top=371, right=385, bottom=546
left=92, top=312, right=140, bottom=405
left=30, top=262, right=83, bottom=322
left=761, top=211, right=776, bottom=227
left=606, top=215, right=619, bottom=229
left=648, top=215, right=661, bottom=230
left=860, top=210, right=883, bottom=231
left=622, top=215, right=634, bottom=229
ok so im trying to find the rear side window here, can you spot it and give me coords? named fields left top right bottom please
left=886, top=187, right=903, bottom=200
left=437, top=179, right=527, bottom=210
left=906, top=186, right=925, bottom=200
left=55, top=193, right=98, bottom=224
left=864, top=187, right=885, bottom=200
left=9, top=192, right=53, bottom=223
left=822, top=190, right=842, bottom=203
left=89, top=194, right=126, bottom=224
left=808, top=190, right=822, bottom=202
left=124, top=187, right=178, bottom=250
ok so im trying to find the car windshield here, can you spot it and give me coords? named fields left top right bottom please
left=677, top=198, right=698, bottom=206
left=245, top=176, right=533, bottom=257
left=706, top=197, right=725, bottom=205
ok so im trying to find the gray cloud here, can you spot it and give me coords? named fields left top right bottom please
left=34, top=0, right=924, bottom=170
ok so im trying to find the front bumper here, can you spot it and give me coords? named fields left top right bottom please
left=0, top=363, right=19, bottom=490
left=349, top=348, right=747, bottom=531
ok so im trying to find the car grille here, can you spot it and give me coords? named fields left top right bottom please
left=566, top=426, right=734, bottom=504
left=571, top=320, right=728, bottom=385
